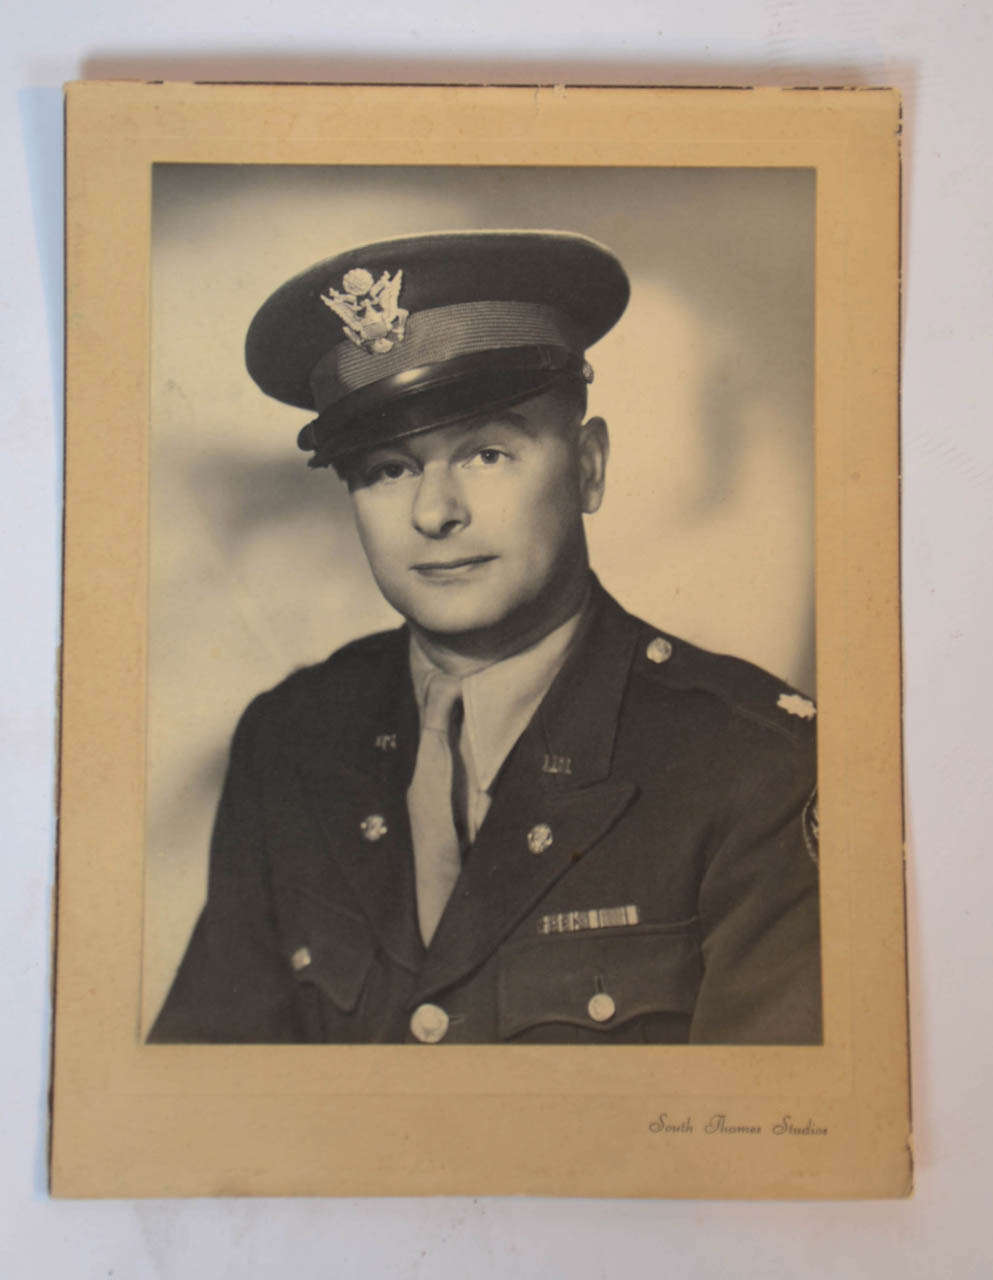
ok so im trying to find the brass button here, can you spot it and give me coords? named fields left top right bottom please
left=587, top=992, right=616, bottom=1023
left=646, top=636, right=673, bottom=664
left=360, top=813, right=388, bottom=842
left=527, top=823, right=554, bottom=855
left=410, top=1002, right=450, bottom=1044
left=290, top=946, right=312, bottom=972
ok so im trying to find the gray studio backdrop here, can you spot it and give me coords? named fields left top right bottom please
left=144, top=164, right=815, bottom=1027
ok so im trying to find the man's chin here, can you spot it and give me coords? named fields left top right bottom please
left=397, top=586, right=532, bottom=645
left=407, top=604, right=510, bottom=640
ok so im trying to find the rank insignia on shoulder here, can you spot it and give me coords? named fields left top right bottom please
left=542, top=753, right=572, bottom=775
left=374, top=732, right=398, bottom=751
left=538, top=904, right=641, bottom=934
left=778, top=691, right=817, bottom=720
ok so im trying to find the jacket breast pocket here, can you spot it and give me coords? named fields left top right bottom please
left=497, top=920, right=703, bottom=1043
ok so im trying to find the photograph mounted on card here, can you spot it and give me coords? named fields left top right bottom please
left=55, top=83, right=907, bottom=1198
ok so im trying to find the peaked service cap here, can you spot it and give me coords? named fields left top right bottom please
left=244, top=230, right=630, bottom=469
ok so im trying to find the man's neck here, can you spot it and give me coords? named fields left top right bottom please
left=409, top=569, right=593, bottom=677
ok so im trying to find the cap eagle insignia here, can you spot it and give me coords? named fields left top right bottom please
left=320, top=267, right=409, bottom=355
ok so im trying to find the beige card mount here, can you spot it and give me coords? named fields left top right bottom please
left=55, top=83, right=907, bottom=1198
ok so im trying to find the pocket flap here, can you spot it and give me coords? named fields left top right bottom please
left=283, top=904, right=376, bottom=1013
left=498, top=920, right=702, bottom=1038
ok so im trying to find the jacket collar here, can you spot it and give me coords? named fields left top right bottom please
left=534, top=576, right=640, bottom=789
left=409, top=603, right=585, bottom=797
left=301, top=575, right=639, bottom=786
left=292, top=627, right=423, bottom=971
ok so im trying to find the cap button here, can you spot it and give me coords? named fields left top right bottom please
left=587, top=992, right=616, bottom=1023
left=646, top=636, right=673, bottom=664
left=410, top=1002, right=450, bottom=1044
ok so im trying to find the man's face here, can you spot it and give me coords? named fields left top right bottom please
left=345, top=388, right=607, bottom=649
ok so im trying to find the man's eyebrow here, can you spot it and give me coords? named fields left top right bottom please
left=462, top=410, right=536, bottom=437
left=342, top=441, right=417, bottom=489
left=358, top=440, right=418, bottom=463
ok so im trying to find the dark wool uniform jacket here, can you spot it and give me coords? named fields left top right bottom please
left=149, top=580, right=821, bottom=1046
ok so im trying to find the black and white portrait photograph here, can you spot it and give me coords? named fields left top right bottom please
left=143, top=162, right=819, bottom=1047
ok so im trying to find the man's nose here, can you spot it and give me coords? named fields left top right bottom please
left=411, top=463, right=470, bottom=538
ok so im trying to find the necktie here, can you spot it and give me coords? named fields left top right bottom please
left=408, top=672, right=464, bottom=946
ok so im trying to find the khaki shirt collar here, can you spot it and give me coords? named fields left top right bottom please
left=409, top=604, right=586, bottom=796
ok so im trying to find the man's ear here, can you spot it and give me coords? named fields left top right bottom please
left=577, top=416, right=609, bottom=514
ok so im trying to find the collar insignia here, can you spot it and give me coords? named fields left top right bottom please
left=321, top=266, right=409, bottom=354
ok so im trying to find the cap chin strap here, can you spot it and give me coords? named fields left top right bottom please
left=298, top=345, right=589, bottom=469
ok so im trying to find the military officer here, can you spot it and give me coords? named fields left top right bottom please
left=149, top=230, right=820, bottom=1046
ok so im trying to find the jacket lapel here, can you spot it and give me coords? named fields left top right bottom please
left=294, top=627, right=425, bottom=974
left=411, top=583, right=642, bottom=1002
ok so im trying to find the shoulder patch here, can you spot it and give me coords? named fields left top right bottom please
left=802, top=788, right=819, bottom=864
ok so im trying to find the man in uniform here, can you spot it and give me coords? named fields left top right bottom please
left=150, top=230, right=820, bottom=1047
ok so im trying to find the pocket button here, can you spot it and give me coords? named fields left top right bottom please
left=587, top=992, right=616, bottom=1023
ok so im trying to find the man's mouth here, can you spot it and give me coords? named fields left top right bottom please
left=411, top=555, right=497, bottom=579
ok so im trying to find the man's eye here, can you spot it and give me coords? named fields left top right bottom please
left=369, top=460, right=413, bottom=483
left=467, top=447, right=507, bottom=467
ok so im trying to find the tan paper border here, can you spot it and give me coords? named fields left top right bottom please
left=54, top=83, right=907, bottom=1198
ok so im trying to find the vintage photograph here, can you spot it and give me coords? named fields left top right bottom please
left=55, top=83, right=906, bottom=1199
left=144, top=163, right=819, bottom=1046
